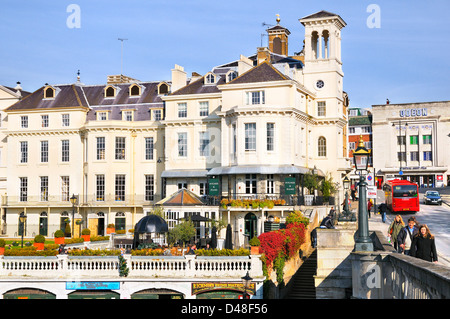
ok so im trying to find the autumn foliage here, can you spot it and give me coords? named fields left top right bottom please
left=258, top=211, right=307, bottom=270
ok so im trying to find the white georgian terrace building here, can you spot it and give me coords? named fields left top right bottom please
left=1, top=11, right=351, bottom=245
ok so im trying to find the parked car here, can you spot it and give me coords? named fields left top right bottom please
left=423, top=191, right=442, bottom=205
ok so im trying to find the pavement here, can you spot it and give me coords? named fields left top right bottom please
left=347, top=194, right=450, bottom=268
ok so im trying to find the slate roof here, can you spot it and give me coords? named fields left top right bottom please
left=5, top=81, right=166, bottom=121
left=5, top=84, right=88, bottom=111
left=227, top=61, right=290, bottom=85
left=300, top=10, right=346, bottom=26
left=170, top=76, right=224, bottom=96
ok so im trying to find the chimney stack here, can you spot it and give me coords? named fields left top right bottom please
left=171, top=64, right=187, bottom=92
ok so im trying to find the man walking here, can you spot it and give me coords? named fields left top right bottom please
left=397, top=218, right=419, bottom=254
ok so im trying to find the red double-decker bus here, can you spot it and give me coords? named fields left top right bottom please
left=383, top=179, right=420, bottom=213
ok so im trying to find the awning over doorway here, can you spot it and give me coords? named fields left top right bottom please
left=161, top=169, right=209, bottom=178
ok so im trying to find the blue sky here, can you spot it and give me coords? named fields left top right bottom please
left=1, top=0, right=449, bottom=108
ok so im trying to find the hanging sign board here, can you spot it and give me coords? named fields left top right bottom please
left=285, top=177, right=296, bottom=195
left=208, top=178, right=220, bottom=196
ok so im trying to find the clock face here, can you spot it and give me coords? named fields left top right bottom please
left=316, top=80, right=324, bottom=89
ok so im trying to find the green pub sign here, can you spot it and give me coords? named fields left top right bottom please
left=285, top=177, right=296, bottom=195
left=208, top=178, right=220, bottom=196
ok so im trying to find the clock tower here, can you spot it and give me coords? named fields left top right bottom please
left=299, top=11, right=346, bottom=109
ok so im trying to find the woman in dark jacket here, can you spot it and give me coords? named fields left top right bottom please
left=409, top=224, right=438, bottom=263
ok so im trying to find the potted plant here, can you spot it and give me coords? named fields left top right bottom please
left=54, top=229, right=65, bottom=245
left=33, top=234, right=46, bottom=250
left=106, top=223, right=115, bottom=234
left=81, top=228, right=91, bottom=242
left=0, top=239, right=5, bottom=255
left=249, top=236, right=261, bottom=255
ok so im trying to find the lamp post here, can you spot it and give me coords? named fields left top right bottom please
left=241, top=271, right=253, bottom=299
left=353, top=136, right=374, bottom=252
left=70, top=194, right=78, bottom=238
left=19, top=212, right=27, bottom=248
left=338, top=176, right=355, bottom=221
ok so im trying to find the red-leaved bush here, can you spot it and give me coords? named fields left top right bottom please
left=258, top=221, right=306, bottom=270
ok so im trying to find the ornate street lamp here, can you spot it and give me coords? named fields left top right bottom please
left=338, top=176, right=355, bottom=221
left=70, top=194, right=78, bottom=238
left=19, top=212, right=27, bottom=248
left=353, top=136, right=374, bottom=252
left=241, top=271, right=253, bottom=299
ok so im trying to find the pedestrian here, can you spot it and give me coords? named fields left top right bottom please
left=329, top=206, right=336, bottom=225
left=367, top=199, right=373, bottom=218
left=320, top=214, right=335, bottom=229
left=351, top=188, right=356, bottom=201
left=397, top=217, right=419, bottom=255
left=387, top=215, right=404, bottom=251
left=409, top=224, right=438, bottom=263
left=378, top=202, right=388, bottom=223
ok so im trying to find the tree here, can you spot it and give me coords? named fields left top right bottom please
left=320, top=173, right=336, bottom=201
left=168, top=219, right=196, bottom=247
left=303, top=172, right=319, bottom=195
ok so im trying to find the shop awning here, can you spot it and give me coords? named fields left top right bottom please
left=207, top=165, right=324, bottom=176
left=161, top=169, right=209, bottom=178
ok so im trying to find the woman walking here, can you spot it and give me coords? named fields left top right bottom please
left=409, top=224, right=438, bottom=263
left=388, top=215, right=404, bottom=251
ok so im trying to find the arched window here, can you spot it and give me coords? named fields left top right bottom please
left=226, top=71, right=237, bottom=83
left=130, top=85, right=140, bottom=96
left=273, top=37, right=282, bottom=55
left=158, top=83, right=169, bottom=94
left=44, top=87, right=54, bottom=99
left=318, top=136, right=327, bottom=157
left=105, top=86, right=115, bottom=97
left=205, top=73, right=215, bottom=84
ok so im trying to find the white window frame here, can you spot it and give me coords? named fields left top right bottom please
left=61, top=140, right=70, bottom=162
left=21, top=116, right=28, bottom=128
left=178, top=103, right=187, bottom=118
left=199, top=101, right=209, bottom=116
left=145, top=137, right=154, bottom=160
left=62, top=114, right=70, bottom=127
left=245, top=123, right=256, bottom=151
left=246, top=91, right=265, bottom=105
left=41, top=140, right=49, bottom=163
left=199, top=131, right=210, bottom=157
left=178, top=132, right=188, bottom=157
left=266, top=123, right=275, bottom=151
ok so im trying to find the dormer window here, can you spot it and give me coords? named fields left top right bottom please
left=205, top=73, right=216, bottom=84
left=129, top=84, right=141, bottom=96
left=226, top=71, right=238, bottom=82
left=105, top=86, right=116, bottom=98
left=44, top=87, right=55, bottom=99
left=158, top=82, right=170, bottom=95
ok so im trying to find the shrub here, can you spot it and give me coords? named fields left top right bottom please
left=195, top=248, right=249, bottom=256
left=249, top=236, right=260, bottom=247
left=54, top=230, right=64, bottom=238
left=34, top=234, right=46, bottom=243
left=285, top=210, right=309, bottom=228
left=4, top=247, right=58, bottom=256
left=68, top=249, right=121, bottom=256
left=107, top=224, right=115, bottom=228
left=0, top=239, right=5, bottom=248
left=81, top=228, right=91, bottom=235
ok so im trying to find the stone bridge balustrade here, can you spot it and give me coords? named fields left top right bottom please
left=0, top=254, right=263, bottom=280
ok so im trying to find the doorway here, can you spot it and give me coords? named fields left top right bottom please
left=244, top=213, right=257, bottom=243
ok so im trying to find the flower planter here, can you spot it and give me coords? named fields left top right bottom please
left=33, top=242, right=45, bottom=251
left=251, top=246, right=260, bottom=255
left=0, top=247, right=4, bottom=255
left=54, top=237, right=65, bottom=245
left=106, top=227, right=115, bottom=234
left=82, top=235, right=90, bottom=242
